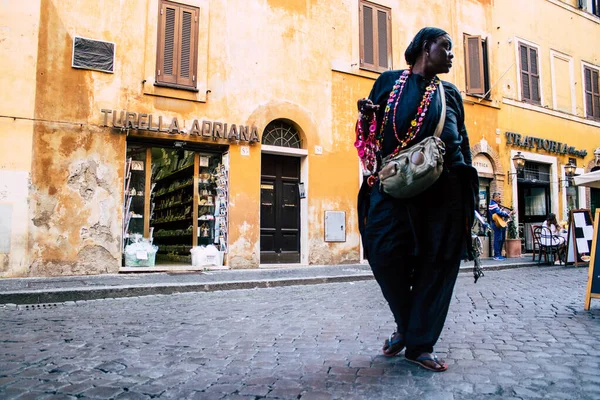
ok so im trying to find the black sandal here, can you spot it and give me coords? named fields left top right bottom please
left=405, top=353, right=448, bottom=372
left=382, top=332, right=404, bottom=357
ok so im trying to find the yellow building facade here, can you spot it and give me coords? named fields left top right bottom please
left=0, top=0, right=598, bottom=277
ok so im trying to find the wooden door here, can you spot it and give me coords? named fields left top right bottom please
left=260, top=154, right=300, bottom=263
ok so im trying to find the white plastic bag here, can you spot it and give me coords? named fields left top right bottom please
left=124, top=236, right=158, bottom=267
left=190, top=246, right=207, bottom=267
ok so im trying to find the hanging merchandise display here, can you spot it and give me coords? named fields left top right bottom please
left=122, top=146, right=147, bottom=254
left=215, top=163, right=229, bottom=253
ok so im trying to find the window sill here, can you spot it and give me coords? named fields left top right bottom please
left=463, top=94, right=501, bottom=109
left=154, top=82, right=199, bottom=92
left=466, top=93, right=491, bottom=101
left=359, top=66, right=389, bottom=74
left=330, top=64, right=380, bottom=81
left=143, top=80, right=206, bottom=103
left=521, top=99, right=542, bottom=106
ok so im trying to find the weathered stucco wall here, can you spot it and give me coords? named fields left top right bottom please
left=0, top=1, right=41, bottom=277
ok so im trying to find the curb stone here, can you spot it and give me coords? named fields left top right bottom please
left=0, top=261, right=539, bottom=305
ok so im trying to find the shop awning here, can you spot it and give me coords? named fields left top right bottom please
left=573, top=170, right=600, bottom=189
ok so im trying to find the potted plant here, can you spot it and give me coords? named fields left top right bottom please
left=505, top=214, right=522, bottom=258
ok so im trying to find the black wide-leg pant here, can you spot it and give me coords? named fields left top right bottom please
left=364, top=169, right=465, bottom=356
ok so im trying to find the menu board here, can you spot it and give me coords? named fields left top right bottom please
left=584, top=209, right=600, bottom=310
left=566, top=209, right=594, bottom=267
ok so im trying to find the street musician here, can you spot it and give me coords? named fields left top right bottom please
left=488, top=192, right=515, bottom=260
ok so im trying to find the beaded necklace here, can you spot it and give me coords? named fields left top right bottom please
left=355, top=68, right=440, bottom=186
left=381, top=69, right=440, bottom=158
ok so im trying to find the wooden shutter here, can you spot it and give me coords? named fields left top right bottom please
left=359, top=1, right=391, bottom=72
left=157, top=2, right=179, bottom=84
left=376, top=10, right=389, bottom=69
left=585, top=66, right=600, bottom=120
left=519, top=43, right=540, bottom=104
left=464, top=35, right=485, bottom=95
left=595, top=69, right=600, bottom=118
left=529, top=48, right=540, bottom=103
left=177, top=5, right=197, bottom=87
left=360, top=3, right=374, bottom=68
left=156, top=0, right=198, bottom=89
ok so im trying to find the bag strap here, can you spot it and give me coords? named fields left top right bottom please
left=433, top=82, right=446, bottom=138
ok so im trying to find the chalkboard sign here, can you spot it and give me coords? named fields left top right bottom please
left=566, top=209, right=594, bottom=267
left=584, top=209, right=600, bottom=310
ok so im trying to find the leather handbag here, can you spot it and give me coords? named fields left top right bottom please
left=378, top=82, right=447, bottom=199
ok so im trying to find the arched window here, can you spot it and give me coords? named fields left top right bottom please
left=262, top=120, right=301, bottom=148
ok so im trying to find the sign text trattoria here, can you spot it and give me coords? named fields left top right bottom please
left=505, top=131, right=587, bottom=158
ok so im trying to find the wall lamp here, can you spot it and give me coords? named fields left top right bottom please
left=507, top=151, right=526, bottom=183
left=559, top=160, right=577, bottom=190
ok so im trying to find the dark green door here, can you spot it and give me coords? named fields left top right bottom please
left=260, top=154, right=300, bottom=263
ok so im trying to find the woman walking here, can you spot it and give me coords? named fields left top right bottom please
left=356, top=27, right=478, bottom=372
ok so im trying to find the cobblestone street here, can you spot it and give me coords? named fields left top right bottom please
left=1, top=266, right=599, bottom=399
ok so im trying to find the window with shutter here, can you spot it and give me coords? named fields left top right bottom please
left=359, top=1, right=391, bottom=73
left=584, top=65, right=600, bottom=120
left=518, top=42, right=541, bottom=104
left=463, top=34, right=486, bottom=96
left=156, top=0, right=199, bottom=90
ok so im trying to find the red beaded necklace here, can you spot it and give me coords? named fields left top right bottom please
left=355, top=68, right=440, bottom=186
left=380, top=69, right=440, bottom=158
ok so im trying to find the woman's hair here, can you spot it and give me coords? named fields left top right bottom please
left=404, top=27, right=449, bottom=65
left=546, top=213, right=558, bottom=226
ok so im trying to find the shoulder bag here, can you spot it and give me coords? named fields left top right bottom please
left=378, top=82, right=446, bottom=199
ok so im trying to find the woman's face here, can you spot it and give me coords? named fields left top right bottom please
left=425, top=34, right=454, bottom=75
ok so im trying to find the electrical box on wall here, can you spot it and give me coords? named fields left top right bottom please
left=324, top=211, right=346, bottom=242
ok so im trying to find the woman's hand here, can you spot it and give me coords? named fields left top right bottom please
left=357, top=98, right=380, bottom=114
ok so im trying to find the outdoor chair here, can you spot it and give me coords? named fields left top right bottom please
left=530, top=224, right=542, bottom=262
left=533, top=226, right=564, bottom=265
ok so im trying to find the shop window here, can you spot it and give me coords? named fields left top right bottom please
left=262, top=121, right=302, bottom=148
left=584, top=65, right=600, bottom=120
left=521, top=162, right=550, bottom=183
left=359, top=1, right=392, bottom=73
left=463, top=34, right=490, bottom=97
left=524, top=187, right=548, bottom=217
left=519, top=42, right=541, bottom=104
left=123, top=143, right=228, bottom=266
left=156, top=0, right=199, bottom=90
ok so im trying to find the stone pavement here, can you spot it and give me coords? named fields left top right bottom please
left=0, top=257, right=539, bottom=305
left=1, top=265, right=599, bottom=399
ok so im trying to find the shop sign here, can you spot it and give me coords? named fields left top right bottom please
left=100, top=109, right=260, bottom=143
left=505, top=131, right=587, bottom=158
left=473, top=154, right=494, bottom=175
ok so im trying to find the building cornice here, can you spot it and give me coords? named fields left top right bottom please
left=502, top=98, right=600, bottom=128
left=545, top=0, right=600, bottom=24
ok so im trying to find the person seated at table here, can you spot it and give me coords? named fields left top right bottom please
left=542, top=213, right=566, bottom=262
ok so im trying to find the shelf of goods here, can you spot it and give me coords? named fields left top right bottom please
left=151, top=163, right=194, bottom=260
